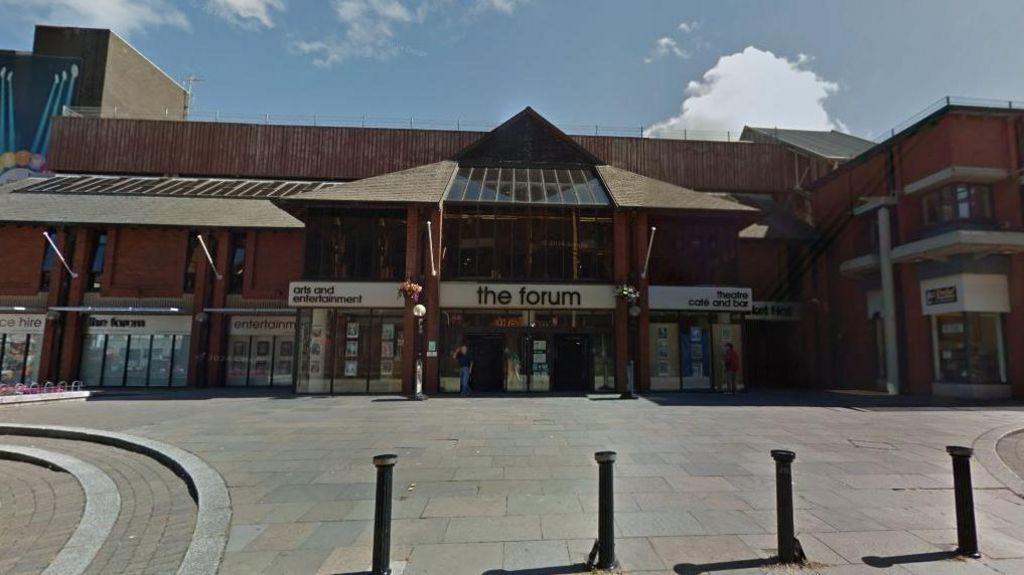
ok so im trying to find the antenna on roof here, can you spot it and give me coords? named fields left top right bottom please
left=183, top=74, right=204, bottom=119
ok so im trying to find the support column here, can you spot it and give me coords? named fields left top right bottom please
left=424, top=209, right=441, bottom=394
left=633, top=213, right=650, bottom=392
left=38, top=230, right=70, bottom=383
left=188, top=231, right=214, bottom=387
left=877, top=206, right=900, bottom=395
left=612, top=212, right=629, bottom=393
left=204, top=229, right=231, bottom=387
left=402, top=207, right=421, bottom=395
left=58, top=228, right=91, bottom=381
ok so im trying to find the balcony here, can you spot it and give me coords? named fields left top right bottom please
left=890, top=229, right=1024, bottom=263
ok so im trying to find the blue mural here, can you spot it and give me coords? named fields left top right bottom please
left=0, top=53, right=81, bottom=184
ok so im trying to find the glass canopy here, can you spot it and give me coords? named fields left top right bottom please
left=444, top=167, right=611, bottom=206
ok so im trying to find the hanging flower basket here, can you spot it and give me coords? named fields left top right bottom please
left=614, top=284, right=639, bottom=303
left=398, top=279, right=423, bottom=302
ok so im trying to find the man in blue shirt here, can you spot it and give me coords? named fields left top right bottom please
left=455, top=344, right=473, bottom=396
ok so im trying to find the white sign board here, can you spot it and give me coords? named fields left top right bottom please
left=85, top=315, right=192, bottom=335
left=230, top=315, right=297, bottom=337
left=440, top=282, right=616, bottom=309
left=920, top=273, right=1010, bottom=315
left=649, top=286, right=752, bottom=312
left=288, top=282, right=404, bottom=308
left=0, top=314, right=46, bottom=335
left=747, top=301, right=801, bottom=321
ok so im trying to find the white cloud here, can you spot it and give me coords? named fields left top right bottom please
left=207, top=0, right=285, bottom=29
left=4, top=0, right=189, bottom=36
left=647, top=46, right=842, bottom=137
left=296, top=0, right=519, bottom=67
left=677, top=20, right=699, bottom=33
left=644, top=36, right=688, bottom=64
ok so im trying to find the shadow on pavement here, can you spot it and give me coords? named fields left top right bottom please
left=863, top=550, right=961, bottom=567
left=481, top=564, right=591, bottom=575
left=673, top=557, right=778, bottom=574
left=645, top=388, right=1024, bottom=411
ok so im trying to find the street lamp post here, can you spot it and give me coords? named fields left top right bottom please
left=622, top=303, right=640, bottom=399
left=411, top=303, right=427, bottom=401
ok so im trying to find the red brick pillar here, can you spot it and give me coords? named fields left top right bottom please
left=612, top=211, right=629, bottom=392
left=401, top=207, right=421, bottom=395
left=38, top=230, right=69, bottom=383
left=633, top=213, right=651, bottom=392
left=58, top=228, right=91, bottom=381
left=188, top=231, right=213, bottom=387
left=205, top=229, right=232, bottom=387
left=424, top=209, right=442, bottom=394
left=1008, top=255, right=1024, bottom=398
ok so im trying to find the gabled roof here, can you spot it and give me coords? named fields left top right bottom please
left=0, top=177, right=303, bottom=228
left=596, top=165, right=757, bottom=213
left=282, top=161, right=457, bottom=204
left=742, top=126, right=874, bottom=161
left=454, top=107, right=603, bottom=166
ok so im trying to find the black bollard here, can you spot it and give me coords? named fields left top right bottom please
left=771, top=449, right=803, bottom=564
left=588, top=451, right=619, bottom=570
left=372, top=454, right=398, bottom=575
left=947, top=446, right=980, bottom=558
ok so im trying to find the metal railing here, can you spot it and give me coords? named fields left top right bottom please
left=61, top=105, right=743, bottom=142
left=872, top=96, right=1024, bottom=142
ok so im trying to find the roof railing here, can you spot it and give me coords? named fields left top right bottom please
left=60, top=106, right=743, bottom=142
left=872, top=96, right=1024, bottom=143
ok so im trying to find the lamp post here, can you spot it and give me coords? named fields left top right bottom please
left=411, top=303, right=427, bottom=401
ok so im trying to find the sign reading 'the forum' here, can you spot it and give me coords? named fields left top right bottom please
left=440, top=283, right=616, bottom=309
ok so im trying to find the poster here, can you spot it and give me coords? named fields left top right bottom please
left=657, top=339, right=669, bottom=359
left=256, top=341, right=270, bottom=356
left=345, top=340, right=359, bottom=357
left=657, top=361, right=670, bottom=377
left=380, top=358, right=394, bottom=376
left=344, top=360, right=358, bottom=376
left=279, top=341, right=293, bottom=356
left=346, top=323, right=360, bottom=339
left=382, top=323, right=395, bottom=340
left=532, top=339, right=547, bottom=351
left=381, top=341, right=394, bottom=358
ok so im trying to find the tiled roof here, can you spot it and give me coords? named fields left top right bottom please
left=596, top=165, right=757, bottom=212
left=0, top=178, right=303, bottom=228
left=283, top=161, right=458, bottom=204
left=742, top=127, right=874, bottom=160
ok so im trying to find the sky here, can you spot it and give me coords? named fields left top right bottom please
left=3, top=0, right=1024, bottom=140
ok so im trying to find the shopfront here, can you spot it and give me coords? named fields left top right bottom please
left=80, top=314, right=191, bottom=386
left=439, top=283, right=616, bottom=392
left=0, top=313, right=45, bottom=384
left=225, top=314, right=297, bottom=387
left=648, top=286, right=751, bottom=391
left=920, top=273, right=1010, bottom=397
left=290, top=281, right=405, bottom=394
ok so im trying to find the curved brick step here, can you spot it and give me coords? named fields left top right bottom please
left=0, top=457, right=86, bottom=574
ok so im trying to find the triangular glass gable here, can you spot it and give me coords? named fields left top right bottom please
left=454, top=108, right=602, bottom=167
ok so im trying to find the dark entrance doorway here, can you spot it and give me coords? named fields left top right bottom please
left=466, top=334, right=504, bottom=392
left=553, top=334, right=590, bottom=392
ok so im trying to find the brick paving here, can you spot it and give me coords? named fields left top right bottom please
left=3, top=390, right=1024, bottom=574
left=0, top=459, right=84, bottom=575
left=0, top=436, right=197, bottom=575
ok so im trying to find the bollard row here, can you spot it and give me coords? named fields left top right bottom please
left=367, top=445, right=983, bottom=572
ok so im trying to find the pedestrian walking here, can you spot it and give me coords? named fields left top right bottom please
left=454, top=344, right=473, bottom=396
left=723, top=342, right=740, bottom=394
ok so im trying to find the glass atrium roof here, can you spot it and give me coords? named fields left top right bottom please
left=444, top=167, right=611, bottom=206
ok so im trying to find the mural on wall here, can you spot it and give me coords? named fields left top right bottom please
left=0, top=54, right=81, bottom=184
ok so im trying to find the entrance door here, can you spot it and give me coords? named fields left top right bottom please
left=553, top=335, right=590, bottom=392
left=467, top=335, right=504, bottom=392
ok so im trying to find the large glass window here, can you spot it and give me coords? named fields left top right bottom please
left=80, top=333, right=190, bottom=387
left=183, top=233, right=201, bottom=292
left=1, top=334, right=40, bottom=384
left=922, top=184, right=994, bottom=227
left=443, top=207, right=613, bottom=281
left=934, top=313, right=1006, bottom=384
left=40, top=231, right=57, bottom=292
left=296, top=309, right=404, bottom=394
left=225, top=332, right=294, bottom=388
left=229, top=231, right=247, bottom=294
left=304, top=211, right=408, bottom=281
left=87, top=232, right=108, bottom=292
left=445, top=167, right=611, bottom=206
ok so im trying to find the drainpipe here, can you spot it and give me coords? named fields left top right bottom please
left=878, top=205, right=899, bottom=395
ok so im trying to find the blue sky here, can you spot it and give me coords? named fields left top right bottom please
left=3, top=0, right=1024, bottom=139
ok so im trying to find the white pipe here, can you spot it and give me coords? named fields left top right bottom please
left=641, top=226, right=657, bottom=280
left=878, top=206, right=899, bottom=395
left=197, top=234, right=223, bottom=280
left=426, top=221, right=437, bottom=277
left=42, top=232, right=78, bottom=278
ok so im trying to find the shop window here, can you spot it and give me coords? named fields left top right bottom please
left=183, top=233, right=200, bottom=292
left=1, top=334, right=41, bottom=384
left=79, top=333, right=190, bottom=387
left=40, top=230, right=57, bottom=292
left=229, top=231, right=247, bottom=294
left=933, top=313, right=1006, bottom=384
left=86, top=232, right=108, bottom=292
left=922, top=184, right=994, bottom=227
left=304, top=211, right=407, bottom=281
left=295, top=309, right=403, bottom=394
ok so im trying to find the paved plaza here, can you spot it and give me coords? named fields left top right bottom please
left=3, top=390, right=1024, bottom=574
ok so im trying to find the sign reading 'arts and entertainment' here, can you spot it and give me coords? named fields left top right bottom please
left=288, top=282, right=404, bottom=308
left=440, top=283, right=616, bottom=309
